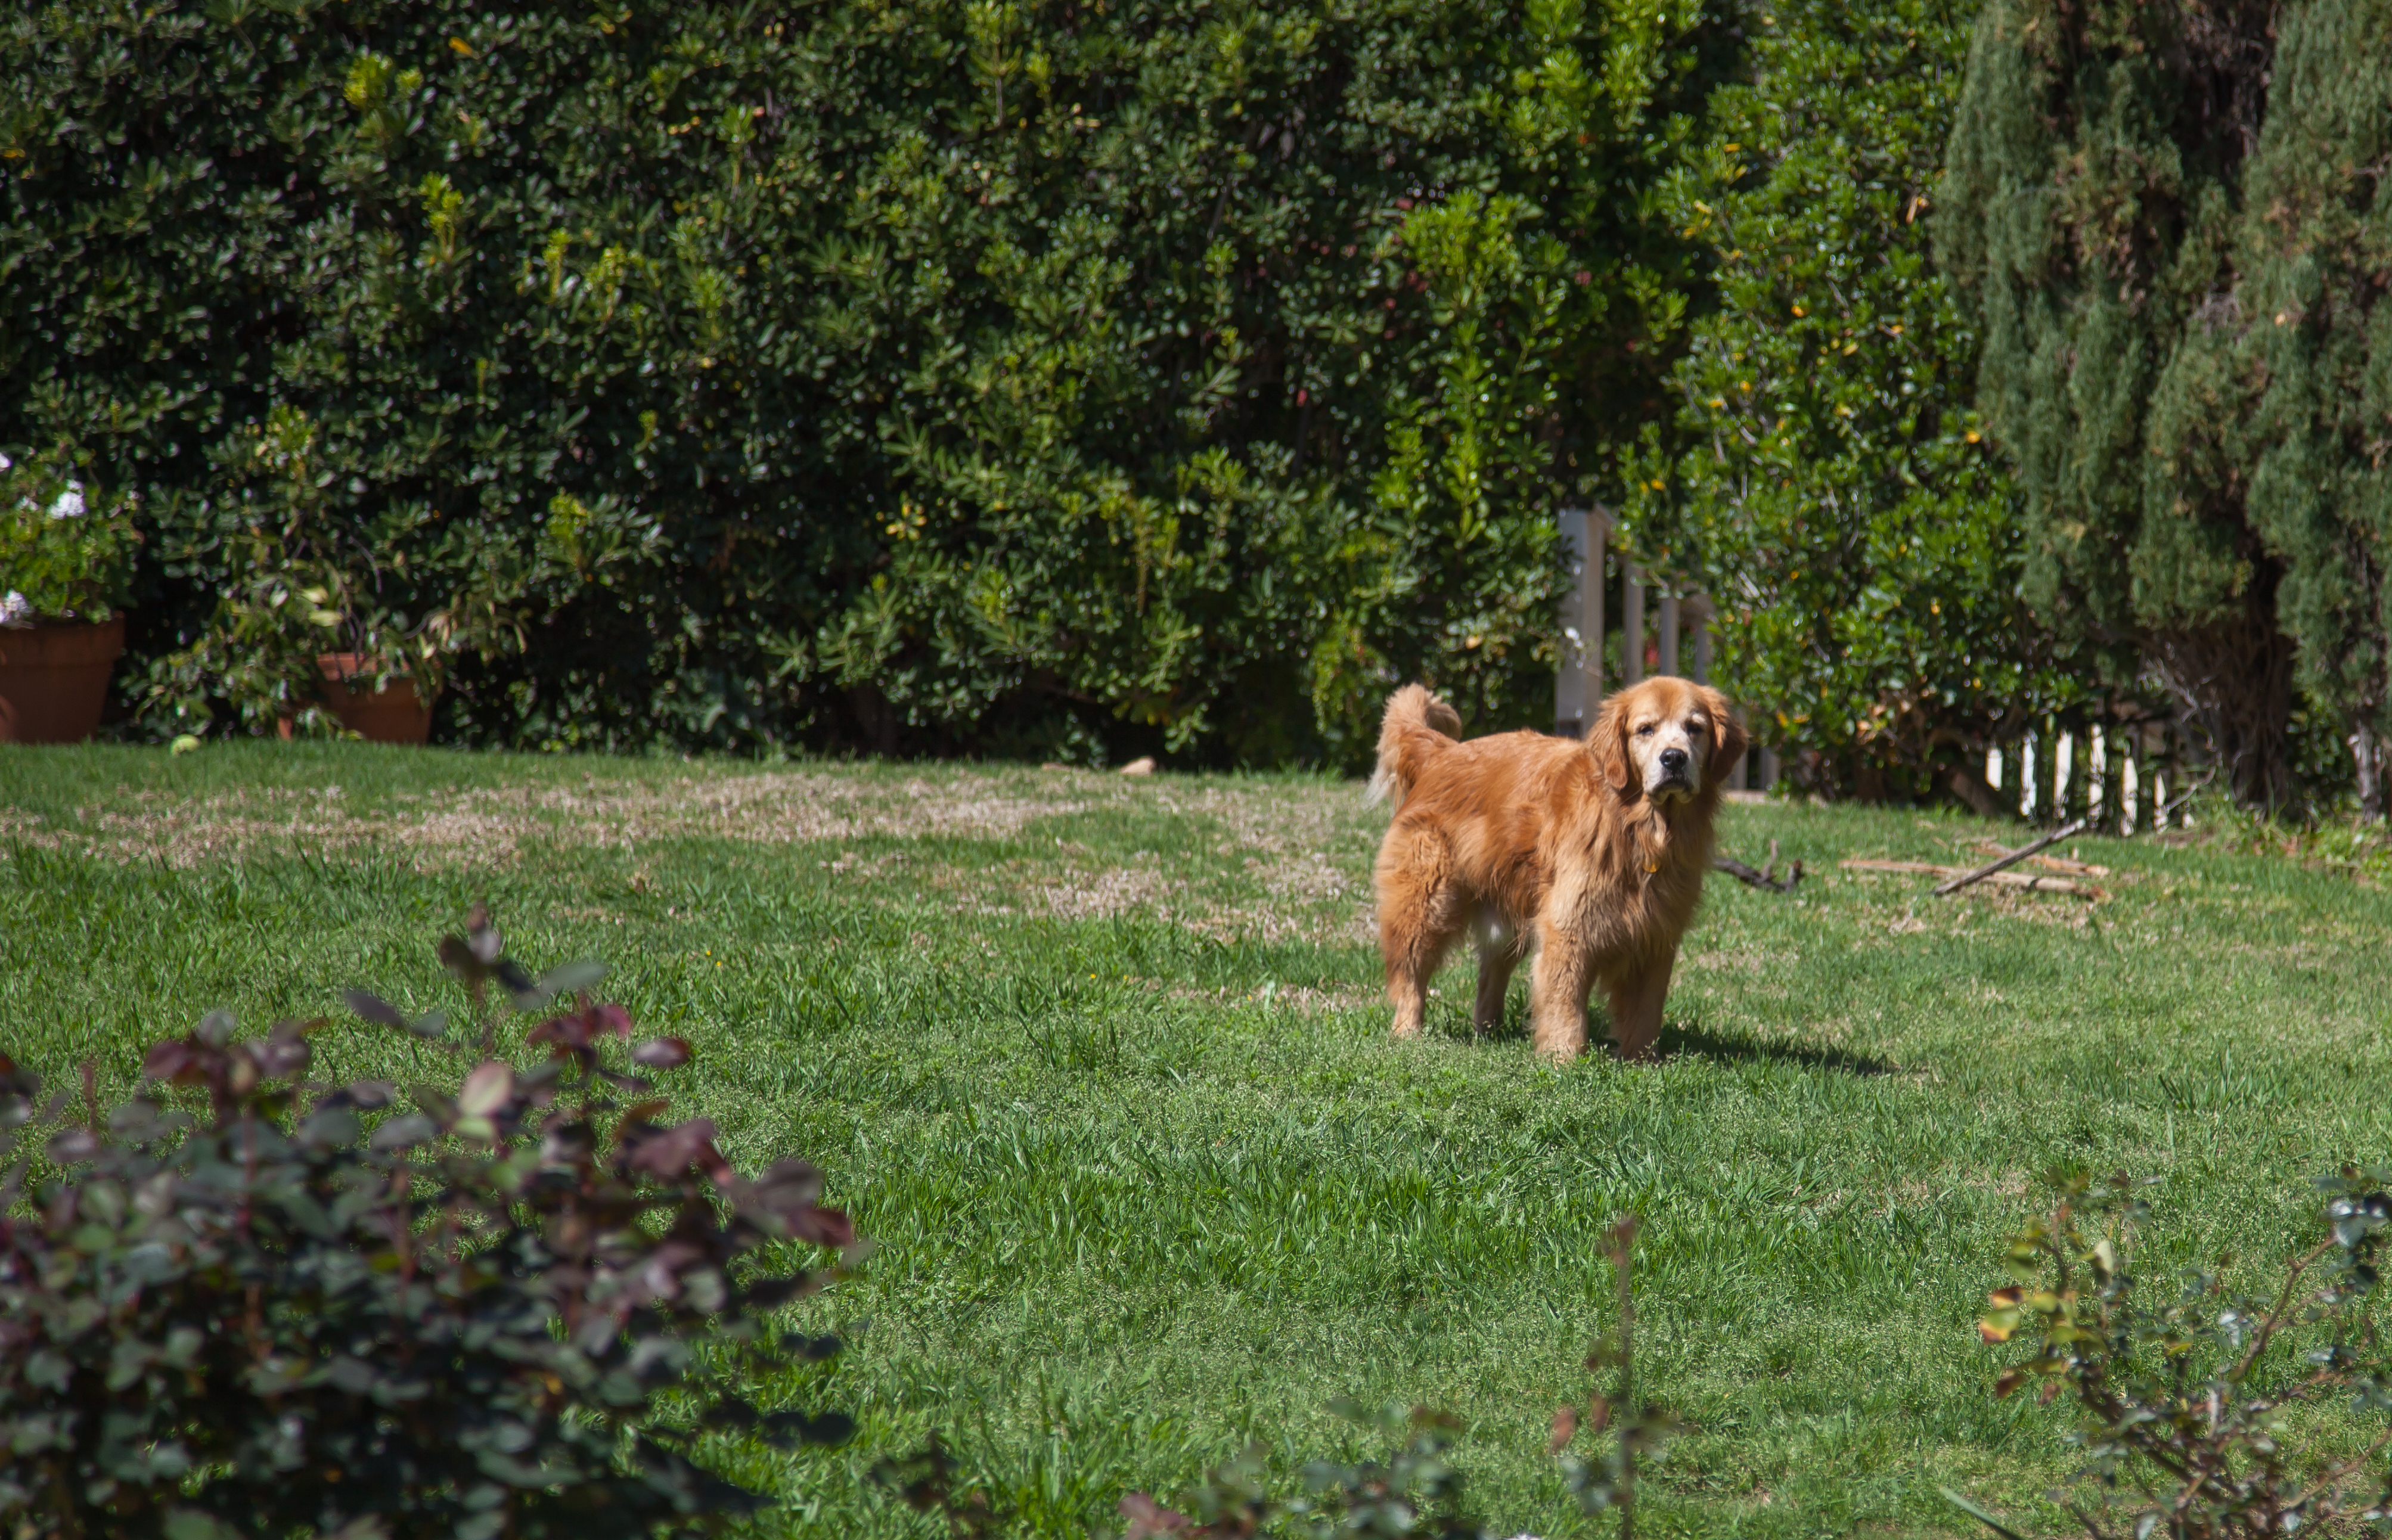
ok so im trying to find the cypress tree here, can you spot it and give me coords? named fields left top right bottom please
left=2232, top=0, right=2392, bottom=811
left=1935, top=0, right=2299, bottom=807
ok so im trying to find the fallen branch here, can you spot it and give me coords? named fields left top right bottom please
left=1841, top=858, right=2098, bottom=899
left=1965, top=841, right=2109, bottom=877
left=1931, top=818, right=2090, bottom=897
left=1714, top=838, right=1802, bottom=893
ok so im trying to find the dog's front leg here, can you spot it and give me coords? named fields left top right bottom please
left=1605, top=951, right=1677, bottom=1061
left=1527, top=926, right=1593, bottom=1061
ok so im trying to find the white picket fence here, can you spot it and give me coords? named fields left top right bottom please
left=1555, top=508, right=2191, bottom=826
left=1985, top=724, right=2196, bottom=834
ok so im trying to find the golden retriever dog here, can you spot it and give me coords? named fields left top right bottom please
left=1369, top=676, right=1744, bottom=1061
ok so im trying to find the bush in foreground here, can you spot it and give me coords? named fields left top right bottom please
left=0, top=906, right=855, bottom=1539
left=1963, top=1169, right=2392, bottom=1539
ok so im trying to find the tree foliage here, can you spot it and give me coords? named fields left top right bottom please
left=1622, top=0, right=2090, bottom=803
left=1937, top=0, right=2392, bottom=811
left=0, top=0, right=1732, bottom=763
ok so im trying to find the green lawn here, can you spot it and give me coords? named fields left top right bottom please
left=4, top=743, right=2387, bottom=1538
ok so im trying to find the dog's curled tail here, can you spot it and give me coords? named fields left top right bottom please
left=1368, top=684, right=1462, bottom=810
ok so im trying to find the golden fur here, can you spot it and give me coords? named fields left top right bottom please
left=1369, top=676, right=1745, bottom=1061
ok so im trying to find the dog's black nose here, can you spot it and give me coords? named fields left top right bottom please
left=1659, top=747, right=1689, bottom=776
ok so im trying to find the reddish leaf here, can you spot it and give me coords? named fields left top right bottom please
left=528, top=1013, right=590, bottom=1050
left=631, top=1037, right=691, bottom=1069
left=45, top=1129, right=98, bottom=1163
left=751, top=1159, right=823, bottom=1214
left=1119, top=1493, right=1191, bottom=1539
left=345, top=991, right=406, bottom=1027
left=786, top=1205, right=855, bottom=1249
left=624, top=1117, right=719, bottom=1177
left=458, top=1061, right=514, bottom=1117
left=246, top=1037, right=310, bottom=1080
left=618, top=1099, right=671, bottom=1131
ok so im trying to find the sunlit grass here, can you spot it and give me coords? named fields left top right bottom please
left=5, top=743, right=2387, bottom=1537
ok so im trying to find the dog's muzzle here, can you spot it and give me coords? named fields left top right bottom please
left=1650, top=747, right=1693, bottom=799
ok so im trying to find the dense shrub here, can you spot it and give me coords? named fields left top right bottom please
left=1618, top=0, right=2095, bottom=803
left=0, top=906, right=855, bottom=1539
left=1965, top=1169, right=2392, bottom=1539
left=0, top=0, right=1734, bottom=763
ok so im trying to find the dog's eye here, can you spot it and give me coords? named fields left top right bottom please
left=1634, top=723, right=1655, bottom=737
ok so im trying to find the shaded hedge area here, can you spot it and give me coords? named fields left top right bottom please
left=1, top=0, right=1733, bottom=763
left=1937, top=0, right=2392, bottom=811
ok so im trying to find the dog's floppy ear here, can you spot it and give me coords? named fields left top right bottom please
left=1593, top=690, right=1636, bottom=794
left=1702, top=687, right=1748, bottom=788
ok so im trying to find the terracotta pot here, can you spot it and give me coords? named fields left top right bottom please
left=315, top=653, right=435, bottom=744
left=0, top=613, right=125, bottom=744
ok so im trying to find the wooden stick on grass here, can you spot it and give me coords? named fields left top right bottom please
left=1933, top=816, right=2090, bottom=898
left=1713, top=837, right=1803, bottom=893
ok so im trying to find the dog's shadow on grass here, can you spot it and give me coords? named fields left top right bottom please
left=1655, top=1020, right=1895, bottom=1076
left=1438, top=1002, right=1894, bottom=1076
left=1430, top=996, right=1894, bottom=1076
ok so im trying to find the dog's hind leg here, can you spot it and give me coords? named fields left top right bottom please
left=1471, top=917, right=1523, bottom=1035
left=1383, top=914, right=1459, bottom=1039
left=1377, top=825, right=1463, bottom=1040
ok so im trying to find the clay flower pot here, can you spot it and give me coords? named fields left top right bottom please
left=315, top=653, right=435, bottom=744
left=0, top=613, right=125, bottom=744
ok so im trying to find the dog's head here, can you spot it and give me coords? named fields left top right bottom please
left=1594, top=676, right=1746, bottom=807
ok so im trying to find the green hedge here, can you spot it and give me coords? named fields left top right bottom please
left=1620, top=0, right=2096, bottom=802
left=2, top=0, right=1729, bottom=762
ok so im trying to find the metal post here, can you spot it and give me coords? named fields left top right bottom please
left=1621, top=566, right=1646, bottom=687
left=1554, top=509, right=1590, bottom=737
left=1589, top=508, right=1609, bottom=704
left=1680, top=593, right=1730, bottom=782
left=1553, top=509, right=1611, bottom=737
